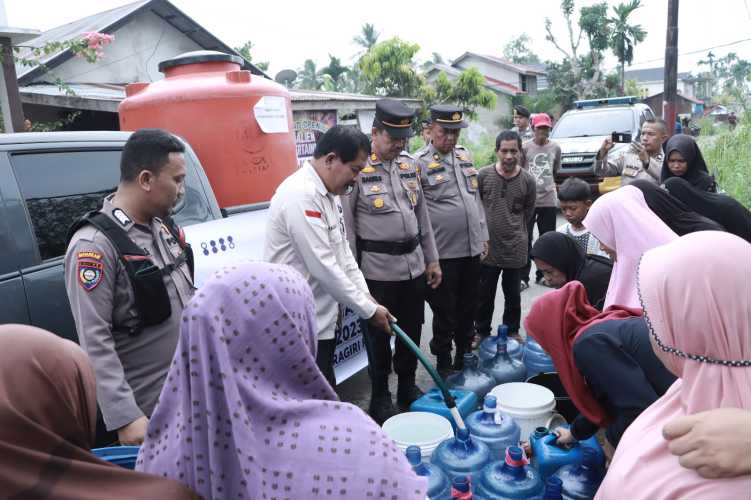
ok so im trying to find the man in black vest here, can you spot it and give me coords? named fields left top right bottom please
left=65, top=129, right=194, bottom=445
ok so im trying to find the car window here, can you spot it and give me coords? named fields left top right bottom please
left=552, top=109, right=636, bottom=139
left=11, top=149, right=213, bottom=261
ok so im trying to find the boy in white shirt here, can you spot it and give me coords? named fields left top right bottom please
left=556, top=177, right=609, bottom=258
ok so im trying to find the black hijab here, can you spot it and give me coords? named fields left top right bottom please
left=664, top=177, right=751, bottom=243
left=661, top=135, right=717, bottom=192
left=630, top=179, right=724, bottom=236
left=531, top=232, right=613, bottom=310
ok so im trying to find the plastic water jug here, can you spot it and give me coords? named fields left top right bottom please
left=481, top=337, right=526, bottom=385
left=466, top=395, right=521, bottom=460
left=475, top=446, right=543, bottom=499
left=446, top=354, right=496, bottom=405
left=451, top=476, right=472, bottom=499
left=431, top=427, right=491, bottom=483
left=411, top=388, right=479, bottom=432
left=551, top=448, right=604, bottom=500
left=91, top=446, right=140, bottom=469
left=531, top=477, right=564, bottom=500
left=529, top=427, right=604, bottom=480
left=523, top=338, right=556, bottom=380
left=406, top=445, right=452, bottom=499
left=479, top=325, right=523, bottom=362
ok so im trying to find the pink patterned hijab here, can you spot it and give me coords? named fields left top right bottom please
left=596, top=231, right=751, bottom=499
left=583, top=186, right=677, bottom=308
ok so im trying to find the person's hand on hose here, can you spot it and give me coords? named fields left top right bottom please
left=426, top=262, right=442, bottom=289
left=118, top=415, right=149, bottom=445
left=368, top=305, right=395, bottom=336
left=663, top=408, right=751, bottom=479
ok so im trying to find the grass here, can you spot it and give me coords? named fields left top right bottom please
left=699, top=116, right=751, bottom=208
left=408, top=132, right=497, bottom=168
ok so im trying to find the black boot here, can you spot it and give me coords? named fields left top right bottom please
left=452, top=347, right=467, bottom=371
left=436, top=352, right=453, bottom=380
left=369, top=376, right=399, bottom=425
left=396, top=377, right=424, bottom=412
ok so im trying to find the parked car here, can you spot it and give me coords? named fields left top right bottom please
left=551, top=96, right=656, bottom=194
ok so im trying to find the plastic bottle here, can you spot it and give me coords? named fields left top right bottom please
left=551, top=447, right=604, bottom=500
left=480, top=337, right=527, bottom=385
left=465, top=395, right=521, bottom=460
left=531, top=476, right=564, bottom=500
left=479, top=325, right=523, bottom=362
left=475, top=446, right=544, bottom=499
left=431, top=427, right=491, bottom=483
left=451, top=475, right=473, bottom=499
left=446, top=353, right=496, bottom=405
left=529, top=427, right=605, bottom=480
left=522, top=338, right=556, bottom=380
left=406, top=445, right=451, bottom=499
left=410, top=388, right=479, bottom=432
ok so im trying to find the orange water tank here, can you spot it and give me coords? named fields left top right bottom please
left=119, top=50, right=298, bottom=208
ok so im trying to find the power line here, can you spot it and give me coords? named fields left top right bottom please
left=606, top=37, right=751, bottom=71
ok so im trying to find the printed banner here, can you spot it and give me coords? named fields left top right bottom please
left=294, top=110, right=337, bottom=167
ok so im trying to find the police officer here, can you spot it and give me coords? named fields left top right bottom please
left=416, top=105, right=489, bottom=378
left=342, top=99, right=442, bottom=423
left=65, top=128, right=194, bottom=445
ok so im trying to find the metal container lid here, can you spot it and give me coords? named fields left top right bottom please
left=159, top=50, right=243, bottom=72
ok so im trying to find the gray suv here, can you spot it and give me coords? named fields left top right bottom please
left=551, top=96, right=656, bottom=191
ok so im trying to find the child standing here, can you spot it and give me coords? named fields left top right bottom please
left=556, top=177, right=609, bottom=258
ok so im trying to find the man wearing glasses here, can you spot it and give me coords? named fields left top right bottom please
left=473, top=130, right=536, bottom=347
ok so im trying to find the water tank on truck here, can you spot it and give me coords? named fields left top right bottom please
left=119, top=50, right=298, bottom=208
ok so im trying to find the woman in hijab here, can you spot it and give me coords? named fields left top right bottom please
left=136, top=262, right=427, bottom=499
left=660, top=134, right=717, bottom=192
left=524, top=282, right=675, bottom=450
left=530, top=231, right=613, bottom=310
left=595, top=231, right=751, bottom=500
left=665, top=177, right=751, bottom=242
left=583, top=185, right=678, bottom=309
left=630, top=179, right=724, bottom=235
left=0, top=324, right=199, bottom=500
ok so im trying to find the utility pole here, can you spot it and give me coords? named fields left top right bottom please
left=663, top=0, right=679, bottom=136
left=0, top=1, right=39, bottom=133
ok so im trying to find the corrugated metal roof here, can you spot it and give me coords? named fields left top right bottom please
left=15, top=0, right=266, bottom=84
left=424, top=63, right=519, bottom=95
left=624, top=67, right=691, bottom=82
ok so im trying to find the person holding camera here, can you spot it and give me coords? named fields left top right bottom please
left=594, top=119, right=668, bottom=187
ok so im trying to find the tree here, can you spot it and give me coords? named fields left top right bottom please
left=296, top=59, right=324, bottom=90
left=320, top=54, right=350, bottom=92
left=234, top=41, right=269, bottom=72
left=421, top=68, right=496, bottom=120
left=353, top=23, right=380, bottom=56
left=358, top=38, right=423, bottom=97
left=544, top=0, right=611, bottom=102
left=503, top=34, right=541, bottom=64
left=609, top=0, right=646, bottom=93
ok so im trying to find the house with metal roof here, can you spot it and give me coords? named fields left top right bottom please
left=16, top=0, right=415, bottom=136
left=623, top=67, right=696, bottom=99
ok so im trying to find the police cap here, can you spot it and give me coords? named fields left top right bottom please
left=374, top=99, right=415, bottom=138
left=430, top=104, right=468, bottom=129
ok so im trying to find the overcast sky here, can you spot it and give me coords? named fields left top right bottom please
left=7, top=0, right=751, bottom=78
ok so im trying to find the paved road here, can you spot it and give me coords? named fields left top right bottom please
left=336, top=217, right=563, bottom=411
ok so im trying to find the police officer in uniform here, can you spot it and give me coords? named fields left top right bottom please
left=416, top=105, right=489, bottom=378
left=65, top=129, right=194, bottom=445
left=342, top=99, right=442, bottom=423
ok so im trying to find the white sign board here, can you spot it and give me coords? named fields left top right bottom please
left=254, top=96, right=289, bottom=134
left=183, top=213, right=370, bottom=383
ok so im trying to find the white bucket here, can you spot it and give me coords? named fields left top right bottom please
left=491, top=382, right=556, bottom=440
left=382, top=412, right=454, bottom=459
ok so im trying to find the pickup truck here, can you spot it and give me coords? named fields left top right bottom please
left=0, top=130, right=367, bottom=386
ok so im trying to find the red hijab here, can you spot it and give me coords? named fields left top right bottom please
left=523, top=282, right=642, bottom=426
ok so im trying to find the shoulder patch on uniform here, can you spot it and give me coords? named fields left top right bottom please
left=77, top=251, right=102, bottom=260
left=112, top=208, right=131, bottom=227
left=78, top=258, right=104, bottom=291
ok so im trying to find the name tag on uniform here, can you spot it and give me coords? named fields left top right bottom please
left=399, top=172, right=417, bottom=179
left=361, top=175, right=383, bottom=183
left=427, top=166, right=446, bottom=175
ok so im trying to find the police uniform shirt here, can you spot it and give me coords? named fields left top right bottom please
left=65, top=195, right=194, bottom=431
left=264, top=161, right=378, bottom=340
left=594, top=148, right=664, bottom=186
left=416, top=143, right=489, bottom=259
left=342, top=151, right=439, bottom=282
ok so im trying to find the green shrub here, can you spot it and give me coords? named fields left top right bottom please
left=699, top=116, right=751, bottom=207
left=408, top=132, right=497, bottom=167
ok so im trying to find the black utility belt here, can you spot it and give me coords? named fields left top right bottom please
left=358, top=236, right=420, bottom=255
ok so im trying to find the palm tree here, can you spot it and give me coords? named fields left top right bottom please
left=296, top=59, right=323, bottom=90
left=321, top=55, right=349, bottom=92
left=353, top=23, right=380, bottom=56
left=610, top=0, right=647, bottom=94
